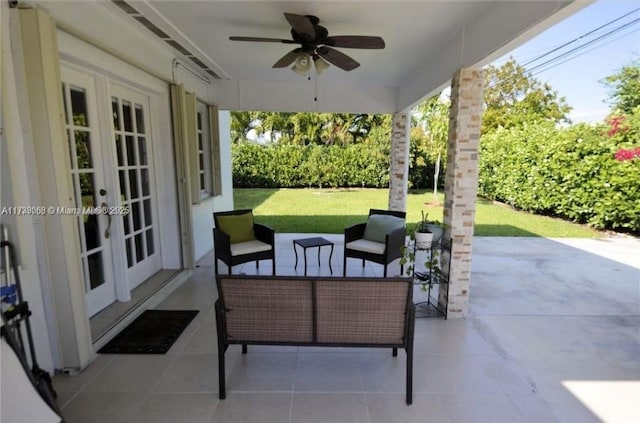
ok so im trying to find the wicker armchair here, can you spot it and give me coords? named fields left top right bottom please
left=213, top=209, right=275, bottom=275
left=343, top=209, right=406, bottom=277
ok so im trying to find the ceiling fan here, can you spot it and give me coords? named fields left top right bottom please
left=229, top=13, right=385, bottom=74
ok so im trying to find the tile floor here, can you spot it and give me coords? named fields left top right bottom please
left=53, top=234, right=640, bottom=423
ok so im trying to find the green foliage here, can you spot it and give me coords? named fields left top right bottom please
left=411, top=94, right=449, bottom=193
left=230, top=111, right=392, bottom=145
left=232, top=141, right=391, bottom=188
left=483, top=58, right=572, bottom=134
left=603, top=59, right=640, bottom=114
left=479, top=122, right=640, bottom=233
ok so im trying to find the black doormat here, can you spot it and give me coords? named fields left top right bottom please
left=98, top=310, right=199, bottom=354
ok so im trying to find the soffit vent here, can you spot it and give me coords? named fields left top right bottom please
left=133, top=15, right=170, bottom=39
left=111, top=0, right=221, bottom=79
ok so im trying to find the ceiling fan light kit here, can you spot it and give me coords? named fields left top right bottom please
left=292, top=53, right=312, bottom=76
left=229, top=12, right=385, bottom=75
left=313, top=56, right=330, bottom=75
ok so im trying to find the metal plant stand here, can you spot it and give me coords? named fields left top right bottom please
left=411, top=238, right=451, bottom=318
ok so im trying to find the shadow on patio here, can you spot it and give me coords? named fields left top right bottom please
left=53, top=234, right=640, bottom=423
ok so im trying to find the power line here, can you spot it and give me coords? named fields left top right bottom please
left=526, top=17, right=640, bottom=74
left=530, top=28, right=639, bottom=78
left=486, top=15, right=639, bottom=91
left=521, top=7, right=640, bottom=68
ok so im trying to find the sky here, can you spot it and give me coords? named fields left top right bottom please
left=492, top=1, right=639, bottom=124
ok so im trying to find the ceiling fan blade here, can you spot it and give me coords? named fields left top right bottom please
left=284, top=13, right=315, bottom=39
left=324, top=36, right=385, bottom=49
left=272, top=49, right=302, bottom=68
left=317, top=46, right=360, bottom=71
left=229, top=36, right=295, bottom=43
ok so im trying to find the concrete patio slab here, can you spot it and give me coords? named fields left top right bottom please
left=54, top=234, right=640, bottom=423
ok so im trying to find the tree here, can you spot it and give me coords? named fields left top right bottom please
left=603, top=59, right=640, bottom=114
left=230, top=111, right=392, bottom=145
left=482, top=58, right=571, bottom=133
left=414, top=94, right=449, bottom=203
left=230, top=111, right=256, bottom=142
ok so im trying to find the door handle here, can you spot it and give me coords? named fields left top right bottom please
left=101, top=202, right=112, bottom=239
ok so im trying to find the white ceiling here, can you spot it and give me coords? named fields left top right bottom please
left=146, top=1, right=490, bottom=86
left=42, top=0, right=591, bottom=112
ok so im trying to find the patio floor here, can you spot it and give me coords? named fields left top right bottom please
left=53, top=234, right=640, bottom=423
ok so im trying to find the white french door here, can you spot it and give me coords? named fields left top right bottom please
left=61, top=67, right=115, bottom=316
left=61, top=67, right=162, bottom=316
left=109, top=84, right=161, bottom=289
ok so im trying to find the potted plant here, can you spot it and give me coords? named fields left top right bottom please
left=414, top=211, right=434, bottom=249
left=399, top=232, right=444, bottom=294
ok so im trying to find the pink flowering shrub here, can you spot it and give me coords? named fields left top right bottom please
left=615, top=147, right=640, bottom=161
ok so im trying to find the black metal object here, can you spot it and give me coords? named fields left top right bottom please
left=293, top=236, right=334, bottom=276
left=412, top=238, right=452, bottom=318
left=1, top=240, right=62, bottom=418
left=215, top=275, right=415, bottom=405
left=213, top=209, right=276, bottom=275
left=343, top=209, right=406, bottom=277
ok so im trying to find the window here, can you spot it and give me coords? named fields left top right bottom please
left=196, top=101, right=212, bottom=198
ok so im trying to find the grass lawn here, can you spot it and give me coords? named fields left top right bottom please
left=234, top=188, right=602, bottom=238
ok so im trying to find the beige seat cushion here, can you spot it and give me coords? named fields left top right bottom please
left=346, top=239, right=386, bottom=255
left=230, top=240, right=272, bottom=256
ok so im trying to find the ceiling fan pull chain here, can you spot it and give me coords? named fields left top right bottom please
left=314, top=72, right=318, bottom=102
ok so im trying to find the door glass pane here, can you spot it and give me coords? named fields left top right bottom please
left=123, top=212, right=130, bottom=235
left=138, top=137, right=147, bottom=165
left=115, top=135, right=124, bottom=167
left=84, top=214, right=101, bottom=251
left=143, top=199, right=152, bottom=226
left=135, top=233, right=144, bottom=262
left=87, top=252, right=105, bottom=289
left=75, top=130, right=93, bottom=169
left=132, top=201, right=141, bottom=231
left=126, top=240, right=133, bottom=267
left=146, top=229, right=154, bottom=256
left=70, top=88, right=89, bottom=127
left=129, top=170, right=139, bottom=199
left=122, top=101, right=133, bottom=132
left=135, top=105, right=145, bottom=134
left=79, top=172, right=96, bottom=208
left=141, top=169, right=149, bottom=196
left=119, top=170, right=128, bottom=201
left=125, top=135, right=136, bottom=166
left=67, top=130, right=74, bottom=168
left=112, top=98, right=120, bottom=130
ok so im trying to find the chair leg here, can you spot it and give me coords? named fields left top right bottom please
left=392, top=347, right=397, bottom=356
left=383, top=264, right=388, bottom=278
left=242, top=344, right=247, bottom=354
left=256, top=260, right=259, bottom=269
left=343, top=256, right=347, bottom=276
left=361, top=259, right=365, bottom=268
left=406, top=346, right=413, bottom=405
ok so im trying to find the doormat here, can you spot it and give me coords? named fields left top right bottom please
left=98, top=310, right=199, bottom=354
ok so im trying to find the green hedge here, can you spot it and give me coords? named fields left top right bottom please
left=232, top=136, right=443, bottom=190
left=479, top=122, right=640, bottom=232
left=232, top=142, right=393, bottom=188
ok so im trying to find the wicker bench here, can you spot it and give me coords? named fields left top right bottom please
left=215, top=275, right=416, bottom=405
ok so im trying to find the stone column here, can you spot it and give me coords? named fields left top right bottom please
left=440, top=68, right=483, bottom=318
left=388, top=111, right=410, bottom=212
